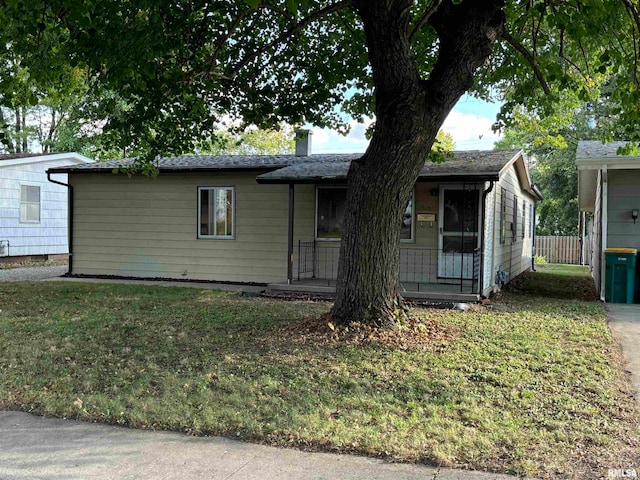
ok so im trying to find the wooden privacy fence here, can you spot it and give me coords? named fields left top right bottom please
left=536, top=236, right=581, bottom=264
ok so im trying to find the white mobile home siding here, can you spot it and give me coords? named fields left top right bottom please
left=71, top=172, right=291, bottom=283
left=491, top=163, right=536, bottom=291
left=0, top=159, right=74, bottom=257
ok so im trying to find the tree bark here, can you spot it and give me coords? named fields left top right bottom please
left=331, top=0, right=505, bottom=327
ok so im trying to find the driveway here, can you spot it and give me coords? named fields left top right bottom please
left=0, top=265, right=68, bottom=282
left=606, top=303, right=640, bottom=399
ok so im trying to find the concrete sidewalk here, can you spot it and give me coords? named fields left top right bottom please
left=606, top=303, right=640, bottom=399
left=0, top=411, right=517, bottom=480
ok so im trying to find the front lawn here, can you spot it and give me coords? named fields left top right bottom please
left=0, top=269, right=637, bottom=478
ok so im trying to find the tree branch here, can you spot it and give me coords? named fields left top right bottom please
left=408, top=0, right=442, bottom=44
left=225, top=0, right=353, bottom=80
left=502, top=30, right=551, bottom=95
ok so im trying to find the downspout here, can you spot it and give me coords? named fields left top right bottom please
left=479, top=181, right=494, bottom=297
left=47, top=172, right=73, bottom=276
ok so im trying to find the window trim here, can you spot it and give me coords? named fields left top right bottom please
left=499, top=187, right=506, bottom=245
left=529, top=203, right=534, bottom=239
left=314, top=186, right=415, bottom=242
left=521, top=200, right=526, bottom=239
left=400, top=189, right=416, bottom=244
left=315, top=186, right=346, bottom=242
left=19, top=183, right=41, bottom=224
left=513, top=195, right=518, bottom=242
left=197, top=186, right=236, bottom=240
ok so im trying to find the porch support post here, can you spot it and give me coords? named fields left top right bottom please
left=480, top=181, right=494, bottom=296
left=287, top=183, right=295, bottom=284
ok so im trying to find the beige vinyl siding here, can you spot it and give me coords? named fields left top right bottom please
left=71, top=172, right=290, bottom=283
left=492, top=164, right=536, bottom=289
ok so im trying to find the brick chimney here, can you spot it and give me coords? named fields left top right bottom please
left=295, top=129, right=313, bottom=157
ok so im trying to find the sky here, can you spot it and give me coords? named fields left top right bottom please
left=310, top=95, right=503, bottom=154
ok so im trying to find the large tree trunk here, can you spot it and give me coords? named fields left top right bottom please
left=331, top=0, right=505, bottom=327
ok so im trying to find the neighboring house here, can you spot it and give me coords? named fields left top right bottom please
left=48, top=143, right=541, bottom=301
left=576, top=140, right=640, bottom=301
left=0, top=152, right=93, bottom=261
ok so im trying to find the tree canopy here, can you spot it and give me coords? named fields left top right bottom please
left=3, top=0, right=640, bottom=325
left=496, top=84, right=627, bottom=236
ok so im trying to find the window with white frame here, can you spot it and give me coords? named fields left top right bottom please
left=198, top=187, right=235, bottom=239
left=522, top=200, right=526, bottom=239
left=529, top=203, right=534, bottom=238
left=499, top=187, right=506, bottom=245
left=513, top=195, right=518, bottom=242
left=316, top=187, right=413, bottom=241
left=20, top=185, right=40, bottom=223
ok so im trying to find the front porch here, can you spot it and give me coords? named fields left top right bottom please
left=270, top=242, right=481, bottom=302
left=268, top=278, right=480, bottom=302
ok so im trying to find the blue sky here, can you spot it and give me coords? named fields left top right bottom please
left=311, top=95, right=503, bottom=154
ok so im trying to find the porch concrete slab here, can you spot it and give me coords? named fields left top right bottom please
left=46, top=275, right=267, bottom=293
left=0, top=411, right=519, bottom=480
left=606, top=303, right=640, bottom=399
left=268, top=282, right=335, bottom=294
left=402, top=290, right=479, bottom=302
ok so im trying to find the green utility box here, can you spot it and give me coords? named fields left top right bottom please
left=605, top=248, right=638, bottom=304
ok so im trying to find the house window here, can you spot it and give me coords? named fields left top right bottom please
left=499, top=187, right=506, bottom=245
left=198, top=187, right=234, bottom=239
left=20, top=185, right=40, bottom=223
left=316, top=187, right=413, bottom=241
left=513, top=195, right=518, bottom=242
left=522, top=200, right=526, bottom=239
left=529, top=203, right=534, bottom=238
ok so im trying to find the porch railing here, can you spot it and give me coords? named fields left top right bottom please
left=297, top=240, right=480, bottom=294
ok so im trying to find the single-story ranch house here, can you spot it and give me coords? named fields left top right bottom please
left=48, top=141, right=542, bottom=301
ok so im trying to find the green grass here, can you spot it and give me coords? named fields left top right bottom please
left=0, top=270, right=638, bottom=478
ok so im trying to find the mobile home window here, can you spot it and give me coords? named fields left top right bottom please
left=20, top=185, right=40, bottom=223
left=316, top=187, right=413, bottom=241
left=198, top=187, right=235, bottom=239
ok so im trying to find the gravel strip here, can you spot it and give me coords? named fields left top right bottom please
left=0, top=265, right=68, bottom=282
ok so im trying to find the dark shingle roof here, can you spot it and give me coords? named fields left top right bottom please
left=575, top=140, right=632, bottom=159
left=47, top=153, right=359, bottom=173
left=48, top=149, right=523, bottom=184
left=257, top=150, right=522, bottom=183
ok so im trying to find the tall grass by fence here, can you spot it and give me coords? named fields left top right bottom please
left=536, top=236, right=581, bottom=264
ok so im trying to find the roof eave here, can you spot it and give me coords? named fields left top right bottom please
left=256, top=173, right=501, bottom=185
left=48, top=165, right=287, bottom=175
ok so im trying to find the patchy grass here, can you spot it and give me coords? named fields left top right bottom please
left=505, top=263, right=597, bottom=301
left=0, top=272, right=638, bottom=479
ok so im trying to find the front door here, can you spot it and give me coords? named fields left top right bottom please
left=438, top=186, right=481, bottom=279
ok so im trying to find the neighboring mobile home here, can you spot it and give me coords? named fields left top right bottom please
left=48, top=145, right=541, bottom=301
left=576, top=140, right=640, bottom=301
left=0, top=152, right=93, bottom=261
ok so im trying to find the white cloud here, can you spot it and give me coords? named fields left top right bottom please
left=308, top=107, right=503, bottom=154
left=441, top=111, right=502, bottom=150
